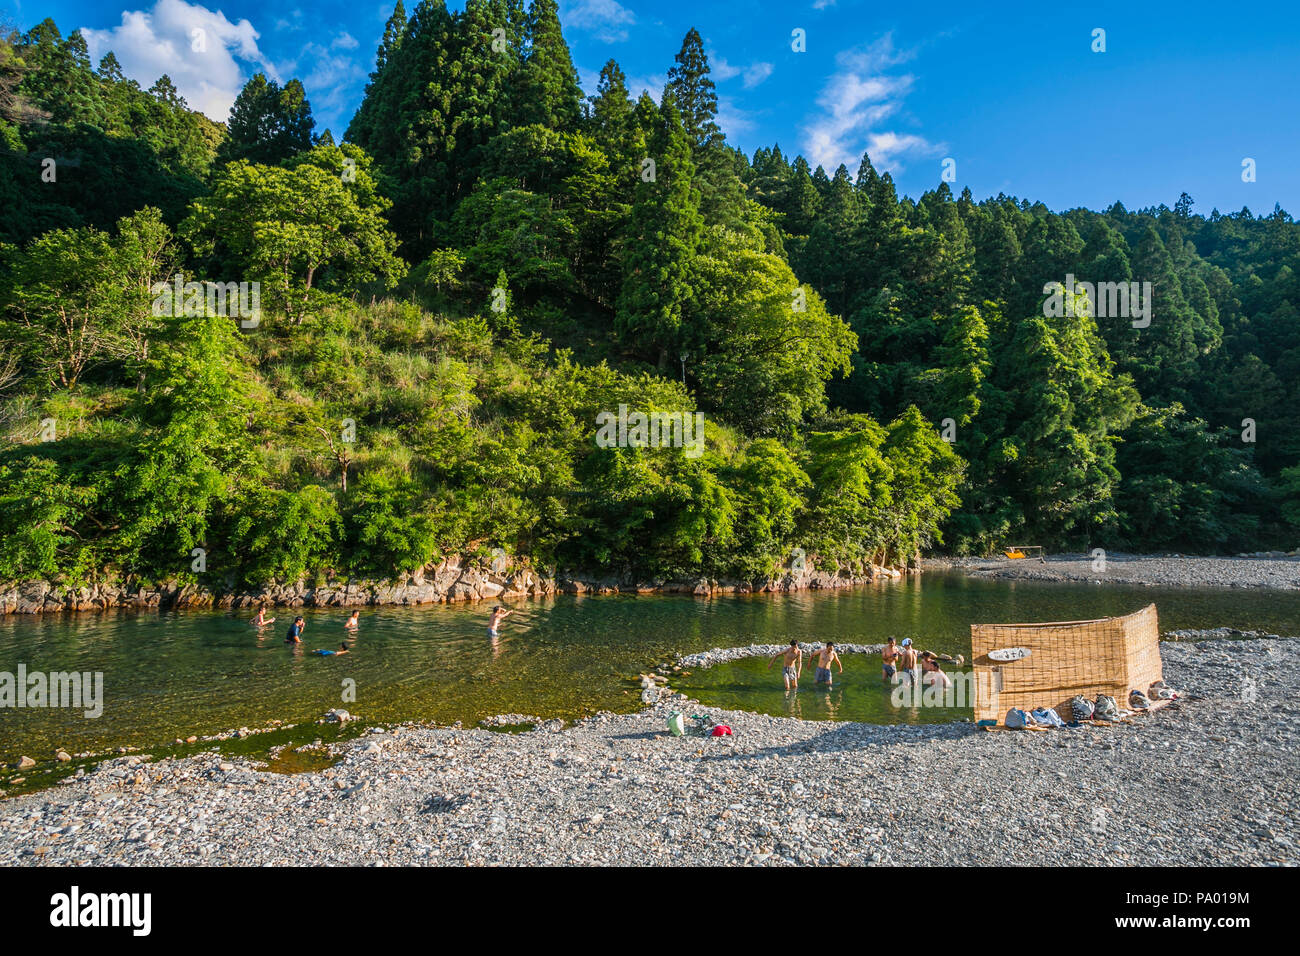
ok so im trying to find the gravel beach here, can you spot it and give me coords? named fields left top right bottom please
left=1, top=637, right=1296, bottom=866
left=932, top=553, right=1300, bottom=590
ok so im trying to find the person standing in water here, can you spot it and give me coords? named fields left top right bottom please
left=285, top=616, right=306, bottom=644
left=768, top=640, right=803, bottom=690
left=882, top=636, right=899, bottom=682
left=812, top=642, right=843, bottom=687
left=487, top=605, right=512, bottom=637
left=251, top=605, right=275, bottom=627
left=344, top=610, right=360, bottom=630
left=897, top=639, right=919, bottom=684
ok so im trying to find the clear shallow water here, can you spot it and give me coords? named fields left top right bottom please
left=2, top=571, right=1300, bottom=764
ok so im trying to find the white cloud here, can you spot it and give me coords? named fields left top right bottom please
left=273, top=10, right=305, bottom=33
left=801, top=33, right=943, bottom=175
left=576, top=65, right=601, bottom=97
left=81, top=0, right=276, bottom=121
left=627, top=72, right=666, bottom=104
left=715, top=96, right=757, bottom=137
left=711, top=54, right=774, bottom=89
left=861, top=131, right=935, bottom=170
left=331, top=31, right=359, bottom=51
left=280, top=42, right=368, bottom=130
left=562, top=0, right=636, bottom=43
left=741, top=61, right=773, bottom=88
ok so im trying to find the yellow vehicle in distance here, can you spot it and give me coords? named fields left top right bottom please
left=1002, top=545, right=1045, bottom=561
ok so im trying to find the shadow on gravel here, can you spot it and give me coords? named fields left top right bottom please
left=420, top=794, right=471, bottom=814
left=708, top=722, right=980, bottom=763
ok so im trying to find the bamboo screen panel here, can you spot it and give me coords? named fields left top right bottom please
left=970, top=603, right=1163, bottom=724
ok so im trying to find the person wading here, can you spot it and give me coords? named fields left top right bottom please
left=768, top=640, right=803, bottom=690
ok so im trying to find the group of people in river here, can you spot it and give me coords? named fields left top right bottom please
left=768, top=636, right=954, bottom=691
left=248, top=603, right=954, bottom=691
left=248, top=604, right=516, bottom=656
left=250, top=605, right=358, bottom=656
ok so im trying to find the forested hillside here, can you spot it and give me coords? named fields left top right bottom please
left=1, top=2, right=1296, bottom=594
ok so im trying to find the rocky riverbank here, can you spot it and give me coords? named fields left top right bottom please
left=929, top=552, right=1300, bottom=590
left=2, top=637, right=1294, bottom=866
left=0, top=556, right=904, bottom=615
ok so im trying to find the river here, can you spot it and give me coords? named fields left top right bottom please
left=3, top=571, right=1299, bottom=769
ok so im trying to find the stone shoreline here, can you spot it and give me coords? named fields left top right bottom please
left=928, top=552, right=1300, bottom=590
left=677, top=642, right=886, bottom=669
left=0, top=557, right=905, bottom=615
left=2, top=637, right=1294, bottom=866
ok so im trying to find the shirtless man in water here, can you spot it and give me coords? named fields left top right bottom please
left=897, top=639, right=919, bottom=684
left=882, top=636, right=899, bottom=681
left=811, top=642, right=843, bottom=686
left=921, top=655, right=952, bottom=689
left=768, top=640, right=803, bottom=689
left=487, top=605, right=512, bottom=637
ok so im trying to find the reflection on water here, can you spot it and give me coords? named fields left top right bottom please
left=2, top=571, right=1299, bottom=759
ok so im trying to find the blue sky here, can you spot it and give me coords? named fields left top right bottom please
left=6, top=0, right=1299, bottom=214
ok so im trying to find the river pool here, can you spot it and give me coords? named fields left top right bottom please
left=3, top=572, right=1299, bottom=773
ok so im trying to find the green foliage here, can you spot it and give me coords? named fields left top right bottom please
left=3, top=7, right=1295, bottom=601
left=0, top=23, right=219, bottom=243
left=218, top=74, right=316, bottom=167
left=180, top=144, right=406, bottom=319
left=1, top=207, right=176, bottom=389
left=0, top=455, right=100, bottom=581
left=1282, top=465, right=1300, bottom=532
left=614, top=98, right=703, bottom=364
left=754, top=153, right=1293, bottom=553
left=691, top=227, right=855, bottom=437
left=1116, top=404, right=1265, bottom=552
left=225, top=485, right=342, bottom=587
left=344, top=466, right=441, bottom=576
left=664, top=27, right=744, bottom=225
left=802, top=416, right=893, bottom=564
left=515, top=0, right=582, bottom=131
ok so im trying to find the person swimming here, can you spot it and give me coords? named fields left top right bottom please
left=251, top=605, right=276, bottom=627
left=315, top=642, right=350, bottom=656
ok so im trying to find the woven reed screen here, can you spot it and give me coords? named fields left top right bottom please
left=969, top=603, right=1163, bottom=724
